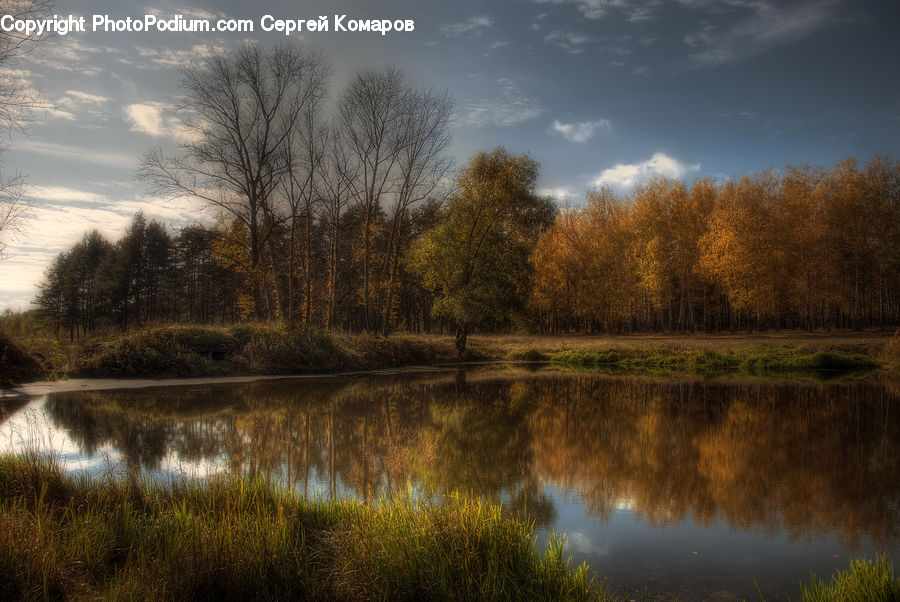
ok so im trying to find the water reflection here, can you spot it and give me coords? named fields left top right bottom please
left=1, top=368, right=898, bottom=599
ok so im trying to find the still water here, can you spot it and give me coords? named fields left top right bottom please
left=1, top=366, right=898, bottom=600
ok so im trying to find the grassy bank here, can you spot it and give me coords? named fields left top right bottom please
left=478, top=332, right=893, bottom=378
left=1, top=326, right=896, bottom=384
left=1, top=454, right=897, bottom=601
left=1, top=325, right=458, bottom=383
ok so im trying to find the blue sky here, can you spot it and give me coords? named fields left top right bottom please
left=0, top=0, right=898, bottom=309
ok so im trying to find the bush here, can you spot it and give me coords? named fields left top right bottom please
left=0, top=335, right=44, bottom=386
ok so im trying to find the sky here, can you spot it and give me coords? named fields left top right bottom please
left=0, top=0, right=898, bottom=310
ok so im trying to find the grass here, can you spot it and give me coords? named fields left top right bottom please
left=44, top=325, right=457, bottom=380
left=0, top=324, right=895, bottom=384
left=1, top=453, right=897, bottom=601
left=0, top=453, right=597, bottom=601
left=496, top=338, right=884, bottom=377
left=796, top=557, right=900, bottom=602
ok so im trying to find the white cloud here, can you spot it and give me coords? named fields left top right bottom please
left=124, top=103, right=189, bottom=141
left=131, top=44, right=225, bottom=69
left=29, top=186, right=106, bottom=204
left=125, top=103, right=165, bottom=136
left=489, top=40, right=510, bottom=49
left=463, top=79, right=544, bottom=127
left=685, top=0, right=839, bottom=66
left=42, top=106, right=77, bottom=120
left=533, top=0, right=659, bottom=22
left=592, top=153, right=700, bottom=189
left=551, top=119, right=611, bottom=142
left=63, top=90, right=109, bottom=104
left=440, top=16, right=492, bottom=37
left=44, top=89, right=112, bottom=122
left=23, top=37, right=105, bottom=76
left=543, top=30, right=592, bottom=53
left=537, top=187, right=574, bottom=202
left=17, top=140, right=137, bottom=169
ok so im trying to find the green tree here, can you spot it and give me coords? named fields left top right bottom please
left=411, top=148, right=555, bottom=353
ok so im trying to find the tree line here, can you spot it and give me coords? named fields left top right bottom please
left=30, top=43, right=900, bottom=339
left=532, top=156, right=900, bottom=332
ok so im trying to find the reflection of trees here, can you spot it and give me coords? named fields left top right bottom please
left=38, top=371, right=900, bottom=548
left=526, top=377, right=900, bottom=550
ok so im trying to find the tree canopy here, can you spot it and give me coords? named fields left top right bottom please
left=412, top=148, right=555, bottom=353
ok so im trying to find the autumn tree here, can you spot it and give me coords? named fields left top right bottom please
left=412, top=148, right=555, bottom=353
left=531, top=188, right=638, bottom=333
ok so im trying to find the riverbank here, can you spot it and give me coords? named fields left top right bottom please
left=1, top=326, right=897, bottom=386
left=1, top=454, right=896, bottom=601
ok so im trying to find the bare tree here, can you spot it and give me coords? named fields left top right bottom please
left=337, top=67, right=407, bottom=332
left=280, top=96, right=330, bottom=325
left=0, top=170, right=27, bottom=256
left=138, top=44, right=330, bottom=318
left=319, top=127, right=358, bottom=330
left=0, top=0, right=54, bottom=258
left=379, top=87, right=453, bottom=334
left=0, top=0, right=52, bottom=132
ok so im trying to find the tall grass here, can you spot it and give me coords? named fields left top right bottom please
left=0, top=454, right=599, bottom=601
left=798, top=556, right=900, bottom=602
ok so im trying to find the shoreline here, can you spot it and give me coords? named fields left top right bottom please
left=2, top=327, right=896, bottom=393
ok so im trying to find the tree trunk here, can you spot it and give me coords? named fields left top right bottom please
left=454, top=325, right=468, bottom=356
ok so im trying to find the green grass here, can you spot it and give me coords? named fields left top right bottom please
left=740, top=350, right=878, bottom=374
left=547, top=344, right=878, bottom=377
left=0, top=453, right=598, bottom=601
left=0, top=454, right=897, bottom=600
left=797, top=556, right=900, bottom=602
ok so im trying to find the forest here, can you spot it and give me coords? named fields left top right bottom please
left=29, top=45, right=900, bottom=342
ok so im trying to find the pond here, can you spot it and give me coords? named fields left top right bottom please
left=1, top=366, right=898, bottom=600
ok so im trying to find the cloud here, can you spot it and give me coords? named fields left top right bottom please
left=131, top=44, right=226, bottom=69
left=23, top=37, right=106, bottom=76
left=550, top=119, right=611, bottom=142
left=543, top=30, right=592, bottom=53
left=16, top=140, right=137, bottom=169
left=44, top=89, right=112, bottom=122
left=533, top=0, right=659, bottom=22
left=63, top=90, right=109, bottom=104
left=685, top=0, right=839, bottom=66
left=462, top=79, right=544, bottom=127
left=537, top=187, right=574, bottom=202
left=29, top=186, right=106, bottom=204
left=592, top=153, right=700, bottom=189
left=489, top=40, right=510, bottom=49
left=440, top=16, right=492, bottom=37
left=124, top=103, right=189, bottom=140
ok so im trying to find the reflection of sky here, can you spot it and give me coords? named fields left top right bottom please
left=2, top=380, right=898, bottom=602
left=536, top=486, right=891, bottom=601
left=0, top=397, right=123, bottom=476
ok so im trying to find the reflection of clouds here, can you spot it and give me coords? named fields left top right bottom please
left=0, top=401, right=123, bottom=478
left=565, top=529, right=611, bottom=556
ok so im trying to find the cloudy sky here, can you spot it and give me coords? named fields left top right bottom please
left=0, top=0, right=898, bottom=309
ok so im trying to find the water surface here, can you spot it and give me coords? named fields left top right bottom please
left=2, top=366, right=898, bottom=600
